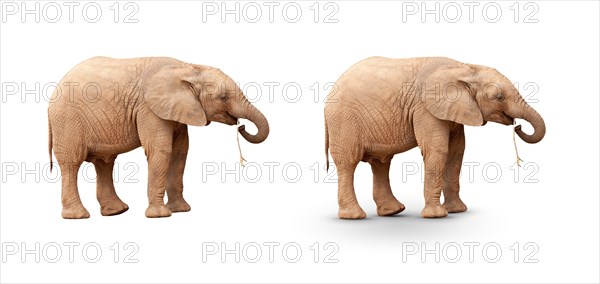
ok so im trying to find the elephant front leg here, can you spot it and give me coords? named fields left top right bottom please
left=166, top=126, right=191, bottom=213
left=138, top=115, right=175, bottom=218
left=416, top=121, right=450, bottom=218
left=421, top=152, right=450, bottom=218
left=145, top=149, right=173, bottom=218
left=442, top=125, right=468, bottom=213
left=370, top=158, right=405, bottom=216
left=94, top=158, right=129, bottom=216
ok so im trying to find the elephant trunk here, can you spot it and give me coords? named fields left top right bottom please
left=511, top=98, right=546, bottom=144
left=231, top=98, right=269, bottom=144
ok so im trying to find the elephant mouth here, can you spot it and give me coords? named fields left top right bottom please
left=223, top=112, right=238, bottom=125
left=212, top=112, right=238, bottom=126
left=496, top=112, right=515, bottom=126
left=503, top=112, right=515, bottom=125
left=485, top=112, right=514, bottom=126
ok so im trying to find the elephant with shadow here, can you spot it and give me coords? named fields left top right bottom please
left=48, top=57, right=269, bottom=218
left=324, top=57, right=545, bottom=219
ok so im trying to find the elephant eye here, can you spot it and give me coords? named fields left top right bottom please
left=495, top=93, right=505, bottom=102
left=218, top=94, right=228, bottom=102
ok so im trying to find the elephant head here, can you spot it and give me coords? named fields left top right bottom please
left=421, top=64, right=545, bottom=143
left=144, top=64, right=269, bottom=143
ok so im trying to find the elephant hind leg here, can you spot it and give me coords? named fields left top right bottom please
left=331, top=147, right=365, bottom=219
left=53, top=128, right=89, bottom=219
left=329, top=124, right=367, bottom=219
left=327, top=115, right=365, bottom=219
left=369, top=157, right=405, bottom=216
left=336, top=163, right=366, bottom=219
left=57, top=159, right=89, bottom=219
left=93, top=157, right=129, bottom=216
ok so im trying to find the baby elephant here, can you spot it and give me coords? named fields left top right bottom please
left=324, top=57, right=545, bottom=219
left=48, top=57, right=269, bottom=218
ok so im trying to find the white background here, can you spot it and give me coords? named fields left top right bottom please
left=1, top=1, right=598, bottom=283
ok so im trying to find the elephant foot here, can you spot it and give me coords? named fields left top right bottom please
left=166, top=198, right=191, bottom=213
left=100, top=200, right=129, bottom=216
left=145, top=204, right=172, bottom=218
left=421, top=204, right=448, bottom=218
left=376, top=199, right=405, bottom=216
left=62, top=204, right=91, bottom=219
left=443, top=199, right=467, bottom=213
left=338, top=204, right=367, bottom=219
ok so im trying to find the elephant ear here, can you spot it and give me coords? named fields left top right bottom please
left=421, top=65, right=484, bottom=126
left=144, top=65, right=208, bottom=126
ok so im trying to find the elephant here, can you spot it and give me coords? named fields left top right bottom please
left=48, top=57, right=269, bottom=219
left=324, top=56, right=545, bottom=219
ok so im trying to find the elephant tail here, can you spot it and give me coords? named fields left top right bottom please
left=48, top=118, right=53, bottom=173
left=325, top=119, right=330, bottom=172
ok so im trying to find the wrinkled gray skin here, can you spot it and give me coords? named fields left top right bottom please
left=48, top=57, right=269, bottom=218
